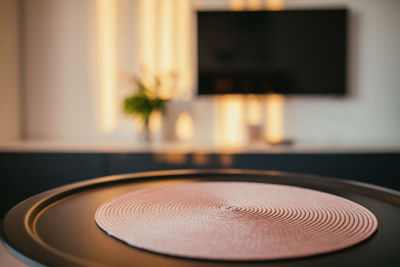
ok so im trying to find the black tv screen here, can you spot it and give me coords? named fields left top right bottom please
left=197, top=9, right=348, bottom=95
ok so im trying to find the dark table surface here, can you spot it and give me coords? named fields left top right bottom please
left=2, top=169, right=400, bottom=267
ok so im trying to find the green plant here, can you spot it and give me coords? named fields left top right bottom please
left=123, top=74, right=170, bottom=141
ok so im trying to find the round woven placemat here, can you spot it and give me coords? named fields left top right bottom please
left=95, top=182, right=378, bottom=260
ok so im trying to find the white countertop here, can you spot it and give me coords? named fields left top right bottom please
left=0, top=140, right=400, bottom=154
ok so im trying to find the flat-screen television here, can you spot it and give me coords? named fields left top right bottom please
left=197, top=9, right=348, bottom=95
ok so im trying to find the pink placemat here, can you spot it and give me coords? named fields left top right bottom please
left=95, top=182, right=378, bottom=260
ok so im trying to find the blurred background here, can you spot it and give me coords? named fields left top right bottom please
left=1, top=0, right=400, bottom=216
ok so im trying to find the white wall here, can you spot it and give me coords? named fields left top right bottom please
left=23, top=0, right=142, bottom=142
left=22, top=0, right=400, bottom=145
left=283, top=0, right=400, bottom=144
left=0, top=0, right=21, bottom=142
left=23, top=0, right=107, bottom=141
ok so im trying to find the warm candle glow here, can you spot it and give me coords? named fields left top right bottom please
left=149, top=111, right=162, bottom=133
left=248, top=0, right=262, bottom=10
left=176, top=112, right=194, bottom=141
left=218, top=96, right=245, bottom=146
left=247, top=95, right=262, bottom=126
left=265, top=94, right=284, bottom=143
left=266, top=0, right=284, bottom=10
left=230, top=0, right=245, bottom=11
left=97, top=0, right=117, bottom=132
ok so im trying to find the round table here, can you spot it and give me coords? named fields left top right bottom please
left=2, top=170, right=400, bottom=267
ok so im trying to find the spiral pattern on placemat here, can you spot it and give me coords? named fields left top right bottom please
left=95, top=182, right=378, bottom=260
